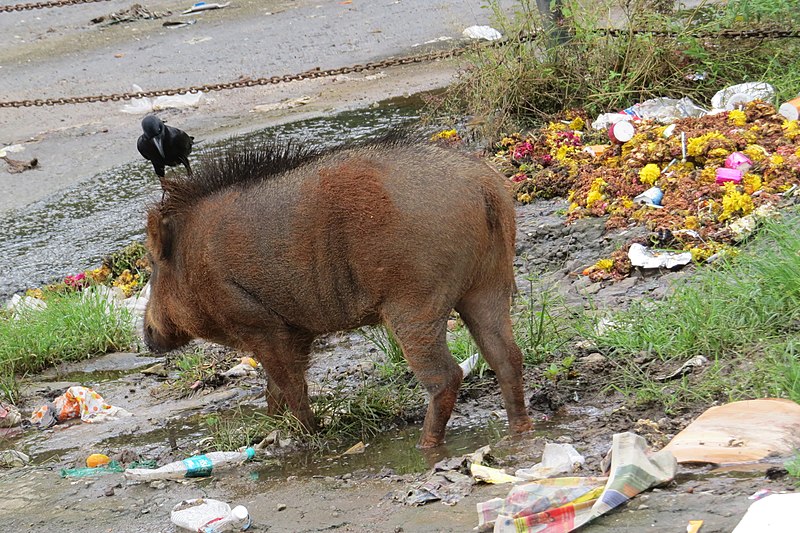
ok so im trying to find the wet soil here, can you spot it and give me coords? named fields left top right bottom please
left=1, top=199, right=796, bottom=533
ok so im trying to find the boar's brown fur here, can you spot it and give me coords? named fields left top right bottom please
left=144, top=135, right=532, bottom=447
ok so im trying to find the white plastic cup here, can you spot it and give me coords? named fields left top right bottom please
left=608, top=121, right=634, bottom=143
left=779, top=97, right=800, bottom=121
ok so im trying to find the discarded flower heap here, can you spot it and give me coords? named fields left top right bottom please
left=25, top=242, right=151, bottom=300
left=494, top=102, right=800, bottom=280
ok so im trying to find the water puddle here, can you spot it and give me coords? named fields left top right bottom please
left=0, top=94, right=430, bottom=299
left=9, top=404, right=588, bottom=480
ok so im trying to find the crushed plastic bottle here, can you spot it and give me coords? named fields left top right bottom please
left=171, top=498, right=251, bottom=532
left=124, top=447, right=256, bottom=481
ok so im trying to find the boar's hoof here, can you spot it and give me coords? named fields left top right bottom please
left=510, top=419, right=535, bottom=434
left=416, top=436, right=446, bottom=449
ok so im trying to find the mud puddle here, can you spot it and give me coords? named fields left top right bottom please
left=0, top=94, right=430, bottom=300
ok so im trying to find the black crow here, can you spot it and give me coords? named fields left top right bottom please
left=137, top=114, right=194, bottom=178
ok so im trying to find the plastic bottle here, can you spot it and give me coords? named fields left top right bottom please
left=171, top=498, right=251, bottom=532
left=124, top=447, right=256, bottom=481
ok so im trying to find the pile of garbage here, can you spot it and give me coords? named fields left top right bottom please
left=491, top=84, right=800, bottom=281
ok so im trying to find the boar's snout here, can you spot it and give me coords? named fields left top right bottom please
left=143, top=306, right=191, bottom=353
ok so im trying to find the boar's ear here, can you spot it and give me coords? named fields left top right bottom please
left=147, top=210, right=177, bottom=261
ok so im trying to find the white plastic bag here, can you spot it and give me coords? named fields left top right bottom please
left=711, top=82, right=776, bottom=110
left=171, top=498, right=250, bottom=532
left=462, top=25, right=502, bottom=41
left=120, top=84, right=203, bottom=114
left=515, top=443, right=585, bottom=479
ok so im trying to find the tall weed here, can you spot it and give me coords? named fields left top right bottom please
left=430, top=0, right=800, bottom=136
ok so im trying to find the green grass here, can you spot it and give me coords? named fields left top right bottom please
left=596, top=212, right=800, bottom=409
left=174, top=348, right=216, bottom=387
left=361, top=326, right=406, bottom=378
left=787, top=450, right=800, bottom=487
left=204, top=374, right=425, bottom=452
left=513, top=277, right=591, bottom=366
left=428, top=0, right=800, bottom=136
left=0, top=288, right=134, bottom=402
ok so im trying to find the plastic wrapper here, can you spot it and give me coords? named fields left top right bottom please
left=478, top=432, right=676, bottom=533
left=30, top=386, right=132, bottom=428
left=628, top=243, right=692, bottom=269
left=635, top=96, right=707, bottom=123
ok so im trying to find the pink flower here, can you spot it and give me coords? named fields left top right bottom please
left=512, top=142, right=534, bottom=161
left=64, top=272, right=87, bottom=288
left=511, top=172, right=529, bottom=183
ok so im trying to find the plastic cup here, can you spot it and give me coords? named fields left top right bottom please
left=633, top=186, right=664, bottom=207
left=608, top=121, right=634, bottom=143
left=778, top=96, right=800, bottom=121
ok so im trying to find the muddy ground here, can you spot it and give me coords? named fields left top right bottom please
left=1, top=198, right=796, bottom=533
left=1, top=1, right=796, bottom=532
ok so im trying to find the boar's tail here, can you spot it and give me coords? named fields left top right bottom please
left=479, top=182, right=518, bottom=297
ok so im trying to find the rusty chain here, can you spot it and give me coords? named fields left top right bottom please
left=1, top=0, right=110, bottom=12
left=1, top=27, right=798, bottom=108
left=0, top=49, right=469, bottom=108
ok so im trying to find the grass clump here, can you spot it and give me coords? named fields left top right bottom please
left=596, top=213, right=800, bottom=409
left=0, top=288, right=134, bottom=402
left=205, top=375, right=425, bottom=452
left=513, top=278, right=590, bottom=366
left=787, top=451, right=800, bottom=487
left=430, top=0, right=800, bottom=136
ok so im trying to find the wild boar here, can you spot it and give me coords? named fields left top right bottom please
left=144, top=135, right=532, bottom=447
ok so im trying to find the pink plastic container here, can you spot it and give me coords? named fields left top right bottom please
left=725, top=152, right=752, bottom=170
left=716, top=167, right=743, bottom=185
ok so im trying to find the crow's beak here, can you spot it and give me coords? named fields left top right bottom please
left=153, top=136, right=165, bottom=158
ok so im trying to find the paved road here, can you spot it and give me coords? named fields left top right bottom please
left=0, top=0, right=514, bottom=212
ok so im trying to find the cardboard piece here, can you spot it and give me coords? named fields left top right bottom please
left=663, top=398, right=800, bottom=465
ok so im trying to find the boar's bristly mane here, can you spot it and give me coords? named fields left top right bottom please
left=156, top=131, right=413, bottom=217
left=157, top=137, right=318, bottom=217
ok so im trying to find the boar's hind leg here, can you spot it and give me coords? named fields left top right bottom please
left=250, top=330, right=317, bottom=431
left=265, top=378, right=287, bottom=416
left=456, top=291, right=533, bottom=435
left=386, top=317, right=462, bottom=449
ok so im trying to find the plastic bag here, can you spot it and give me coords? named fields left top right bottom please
left=711, top=82, right=776, bottom=110
left=171, top=498, right=250, bottom=532
left=515, top=443, right=586, bottom=480
left=462, top=25, right=502, bottom=41
left=30, top=386, right=132, bottom=428
left=120, top=84, right=203, bottom=114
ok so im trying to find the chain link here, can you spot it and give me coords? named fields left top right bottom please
left=0, top=0, right=110, bottom=12
left=0, top=27, right=798, bottom=108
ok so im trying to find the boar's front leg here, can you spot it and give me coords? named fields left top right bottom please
left=248, top=329, right=317, bottom=431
